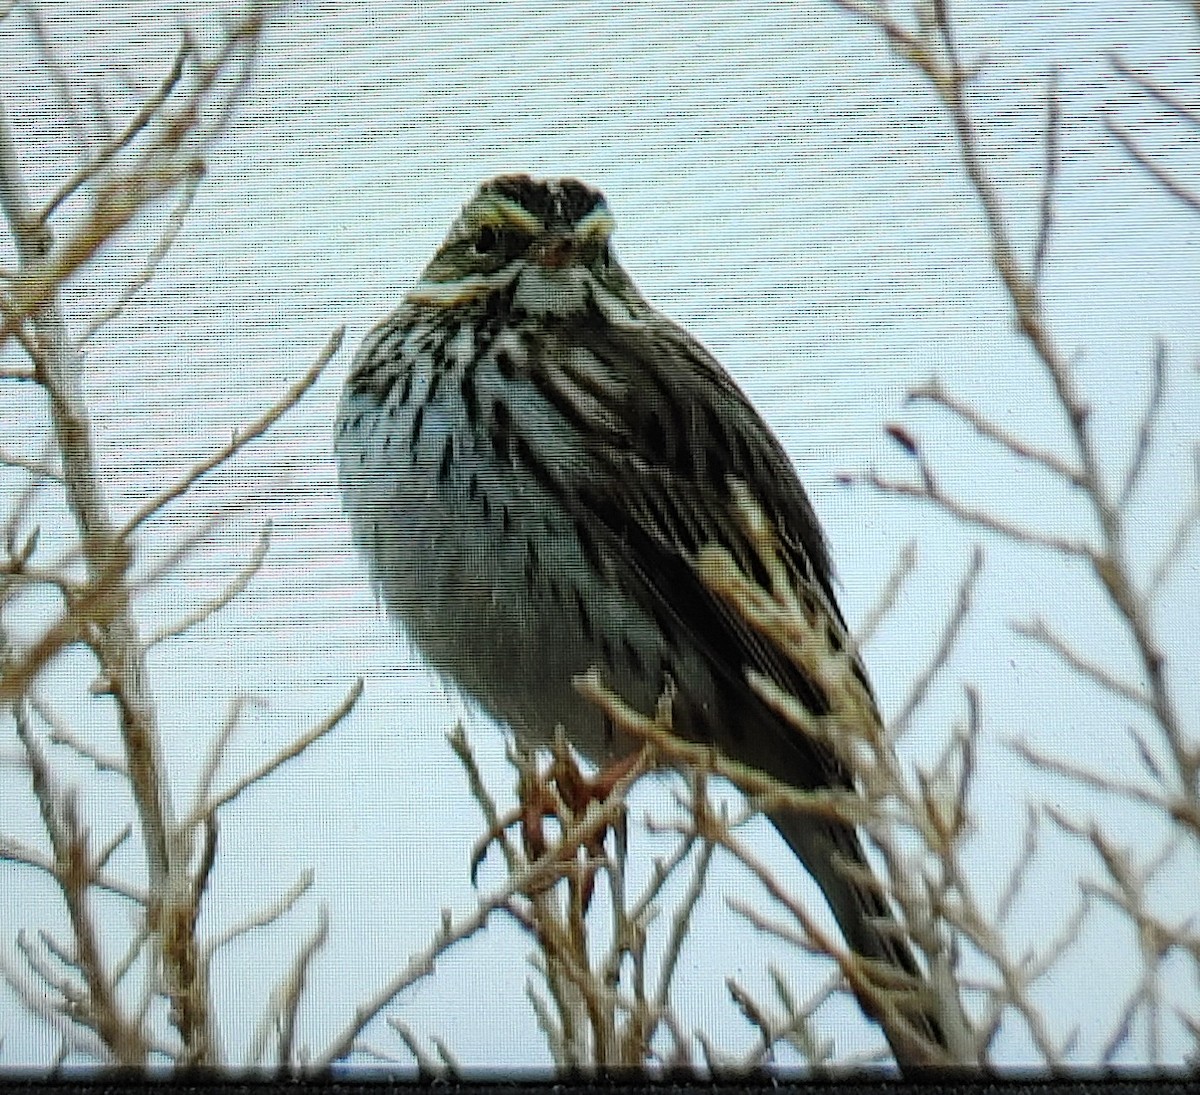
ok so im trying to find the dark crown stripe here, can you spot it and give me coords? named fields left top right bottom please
left=487, top=175, right=605, bottom=228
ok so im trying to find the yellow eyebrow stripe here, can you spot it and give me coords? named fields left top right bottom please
left=483, top=198, right=541, bottom=234
left=408, top=272, right=506, bottom=306
left=575, top=207, right=615, bottom=241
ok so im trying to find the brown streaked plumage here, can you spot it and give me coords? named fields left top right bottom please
left=335, top=174, right=949, bottom=1068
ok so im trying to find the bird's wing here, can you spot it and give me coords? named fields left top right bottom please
left=515, top=298, right=951, bottom=1062
left=528, top=305, right=874, bottom=794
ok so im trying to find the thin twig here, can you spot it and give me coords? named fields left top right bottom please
left=652, top=800, right=715, bottom=1017
left=117, top=329, right=342, bottom=539
left=1148, top=446, right=1200, bottom=598
left=41, top=35, right=193, bottom=219
left=1110, top=54, right=1200, bottom=128
left=31, top=693, right=127, bottom=775
left=275, top=906, right=329, bottom=1069
left=451, top=724, right=522, bottom=880
left=862, top=467, right=1092, bottom=559
left=1104, top=114, right=1200, bottom=216
left=907, top=379, right=1084, bottom=488
left=204, top=870, right=316, bottom=958
left=79, top=173, right=201, bottom=343
left=0, top=363, right=38, bottom=380
left=145, top=521, right=271, bottom=645
left=1033, top=69, right=1060, bottom=286
left=189, top=678, right=362, bottom=826
left=855, top=540, right=917, bottom=648
left=1010, top=617, right=1150, bottom=710
left=994, top=806, right=1041, bottom=927
left=0, top=446, right=61, bottom=479
left=1009, top=740, right=1179, bottom=817
left=13, top=703, right=147, bottom=1064
left=191, top=693, right=266, bottom=826
left=1119, top=342, right=1167, bottom=509
left=20, top=5, right=88, bottom=154
left=386, top=1017, right=451, bottom=1078
left=891, top=546, right=983, bottom=735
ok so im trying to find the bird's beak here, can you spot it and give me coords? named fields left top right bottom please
left=531, top=231, right=575, bottom=270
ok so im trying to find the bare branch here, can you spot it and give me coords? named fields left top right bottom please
left=907, top=378, right=1084, bottom=488
left=91, top=825, right=132, bottom=876
left=1034, top=68, right=1060, bottom=286
left=2, top=75, right=176, bottom=897
left=41, top=35, right=193, bottom=219
left=1119, top=342, right=1167, bottom=509
left=0, top=8, right=267, bottom=346
left=838, top=0, right=1192, bottom=796
left=313, top=780, right=645, bottom=1069
left=1010, top=617, right=1150, bottom=710
left=145, top=521, right=271, bottom=645
left=0, top=157, right=204, bottom=347
left=891, top=546, right=983, bottom=735
left=2, top=6, right=342, bottom=1070
left=451, top=724, right=522, bottom=881
left=117, top=328, right=343, bottom=539
left=189, top=678, right=363, bottom=825
left=1104, top=114, right=1200, bottom=215
left=0, top=951, right=108, bottom=1062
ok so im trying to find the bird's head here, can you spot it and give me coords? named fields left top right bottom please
left=410, top=174, right=641, bottom=317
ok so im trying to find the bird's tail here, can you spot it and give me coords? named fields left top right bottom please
left=768, top=809, right=950, bottom=1071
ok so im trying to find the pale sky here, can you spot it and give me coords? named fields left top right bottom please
left=2, top=0, right=1199, bottom=1073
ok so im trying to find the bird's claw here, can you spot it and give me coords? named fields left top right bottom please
left=469, top=743, right=640, bottom=910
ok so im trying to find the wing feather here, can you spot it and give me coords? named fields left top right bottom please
left=532, top=305, right=875, bottom=795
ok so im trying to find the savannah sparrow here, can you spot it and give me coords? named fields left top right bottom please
left=335, top=175, right=947, bottom=1066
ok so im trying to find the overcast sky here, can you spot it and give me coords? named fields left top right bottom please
left=2, top=0, right=1199, bottom=1073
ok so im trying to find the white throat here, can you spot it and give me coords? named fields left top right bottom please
left=512, top=263, right=592, bottom=318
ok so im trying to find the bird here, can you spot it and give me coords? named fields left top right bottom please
left=334, top=174, right=950, bottom=1069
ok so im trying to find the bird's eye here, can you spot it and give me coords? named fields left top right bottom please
left=475, top=225, right=499, bottom=254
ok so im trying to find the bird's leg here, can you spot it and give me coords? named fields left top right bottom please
left=470, top=739, right=643, bottom=909
left=468, top=755, right=561, bottom=883
left=544, top=738, right=642, bottom=907
left=550, top=743, right=643, bottom=814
